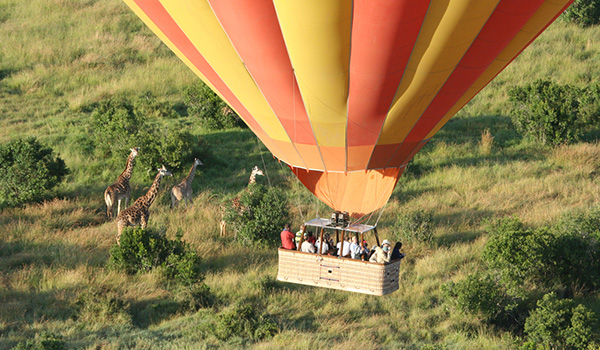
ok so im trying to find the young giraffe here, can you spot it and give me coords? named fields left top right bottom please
left=116, top=165, right=172, bottom=245
left=104, top=147, right=139, bottom=220
left=219, top=165, right=264, bottom=237
left=170, top=158, right=203, bottom=208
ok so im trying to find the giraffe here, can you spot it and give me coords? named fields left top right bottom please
left=171, top=158, right=203, bottom=208
left=116, top=165, right=172, bottom=245
left=219, top=165, right=264, bottom=237
left=104, top=147, right=139, bottom=220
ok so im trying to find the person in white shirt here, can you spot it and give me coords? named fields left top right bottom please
left=369, top=239, right=391, bottom=264
left=300, top=233, right=316, bottom=253
left=350, top=236, right=362, bottom=259
left=315, top=237, right=330, bottom=254
left=336, top=237, right=351, bottom=257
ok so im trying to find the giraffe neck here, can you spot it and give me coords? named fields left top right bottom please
left=183, top=162, right=198, bottom=186
left=248, top=172, right=257, bottom=186
left=118, top=152, right=136, bottom=182
left=140, top=172, right=163, bottom=208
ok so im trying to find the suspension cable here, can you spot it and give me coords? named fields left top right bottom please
left=256, top=137, right=272, bottom=188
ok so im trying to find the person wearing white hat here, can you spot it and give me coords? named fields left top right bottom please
left=369, top=239, right=392, bottom=264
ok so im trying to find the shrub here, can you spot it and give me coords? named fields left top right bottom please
left=524, top=292, right=597, bottom=350
left=579, top=83, right=600, bottom=125
left=11, top=332, right=67, bottom=350
left=393, top=208, right=434, bottom=244
left=482, top=217, right=556, bottom=293
left=0, top=137, right=69, bottom=208
left=90, top=95, right=199, bottom=172
left=183, top=82, right=243, bottom=130
left=108, top=227, right=203, bottom=285
left=224, top=184, right=290, bottom=246
left=173, top=283, right=215, bottom=312
left=484, top=213, right=600, bottom=297
left=552, top=208, right=600, bottom=294
left=212, top=303, right=278, bottom=342
left=508, top=80, right=583, bottom=145
left=441, top=272, right=525, bottom=328
left=562, top=0, right=600, bottom=27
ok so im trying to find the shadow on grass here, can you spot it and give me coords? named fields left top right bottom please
left=0, top=239, right=109, bottom=271
left=129, top=297, right=181, bottom=329
left=201, top=249, right=277, bottom=274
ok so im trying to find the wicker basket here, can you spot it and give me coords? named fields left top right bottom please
left=277, top=248, right=400, bottom=296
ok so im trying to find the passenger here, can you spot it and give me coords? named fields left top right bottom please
left=295, top=224, right=305, bottom=246
left=315, top=235, right=330, bottom=254
left=325, top=233, right=334, bottom=248
left=306, top=231, right=316, bottom=245
left=336, top=237, right=351, bottom=257
left=390, top=241, right=406, bottom=261
left=369, top=239, right=391, bottom=264
left=350, top=236, right=361, bottom=259
left=280, top=223, right=296, bottom=250
left=300, top=233, right=316, bottom=253
left=360, top=240, right=371, bottom=261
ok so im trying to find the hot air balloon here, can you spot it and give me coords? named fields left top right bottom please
left=122, top=0, right=575, bottom=294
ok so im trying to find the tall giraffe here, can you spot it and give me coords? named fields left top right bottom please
left=220, top=165, right=264, bottom=237
left=116, top=165, right=172, bottom=245
left=171, top=158, right=203, bottom=208
left=104, top=147, right=139, bottom=219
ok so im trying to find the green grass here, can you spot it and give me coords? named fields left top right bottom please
left=1, top=1, right=600, bottom=349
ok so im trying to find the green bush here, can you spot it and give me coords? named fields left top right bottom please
left=552, top=208, right=600, bottom=294
left=90, top=95, right=200, bottom=172
left=108, top=227, right=203, bottom=285
left=11, top=332, right=66, bottom=350
left=0, top=137, right=69, bottom=208
left=393, top=208, right=434, bottom=244
left=212, top=303, right=278, bottom=342
left=579, top=83, right=600, bottom=125
left=183, top=82, right=244, bottom=130
left=482, top=217, right=556, bottom=293
left=224, top=184, right=290, bottom=246
left=524, top=292, right=597, bottom=350
left=508, top=80, right=583, bottom=145
left=562, top=0, right=600, bottom=27
left=484, top=213, right=600, bottom=296
left=441, top=272, right=525, bottom=328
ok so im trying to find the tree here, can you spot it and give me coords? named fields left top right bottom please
left=562, top=0, right=600, bottom=27
left=0, top=137, right=69, bottom=208
left=524, top=293, right=597, bottom=350
left=508, top=80, right=583, bottom=145
left=224, top=184, right=290, bottom=246
left=183, top=82, right=244, bottom=130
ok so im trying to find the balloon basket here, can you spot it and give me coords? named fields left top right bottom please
left=277, top=248, right=400, bottom=296
left=277, top=217, right=400, bottom=295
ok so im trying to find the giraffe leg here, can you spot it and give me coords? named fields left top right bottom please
left=117, top=199, right=122, bottom=217
left=105, top=191, right=113, bottom=219
left=140, top=214, right=148, bottom=230
left=220, top=220, right=226, bottom=237
left=116, top=221, right=123, bottom=246
left=170, top=191, right=177, bottom=209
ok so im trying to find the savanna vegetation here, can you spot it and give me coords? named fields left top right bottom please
left=1, top=0, right=600, bottom=349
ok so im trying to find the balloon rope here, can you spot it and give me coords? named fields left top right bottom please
left=256, top=137, right=272, bottom=188
left=275, top=155, right=305, bottom=222
left=374, top=200, right=389, bottom=227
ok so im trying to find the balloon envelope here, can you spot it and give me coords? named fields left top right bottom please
left=123, top=0, right=573, bottom=216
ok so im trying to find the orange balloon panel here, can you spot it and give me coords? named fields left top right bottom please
left=123, top=0, right=574, bottom=216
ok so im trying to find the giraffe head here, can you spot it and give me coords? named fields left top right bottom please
left=252, top=166, right=264, bottom=177
left=158, top=164, right=173, bottom=178
left=130, top=147, right=140, bottom=158
left=194, top=158, right=204, bottom=167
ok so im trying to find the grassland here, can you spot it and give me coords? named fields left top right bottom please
left=1, top=1, right=600, bottom=349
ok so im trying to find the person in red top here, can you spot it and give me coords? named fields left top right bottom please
left=280, top=223, right=296, bottom=250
